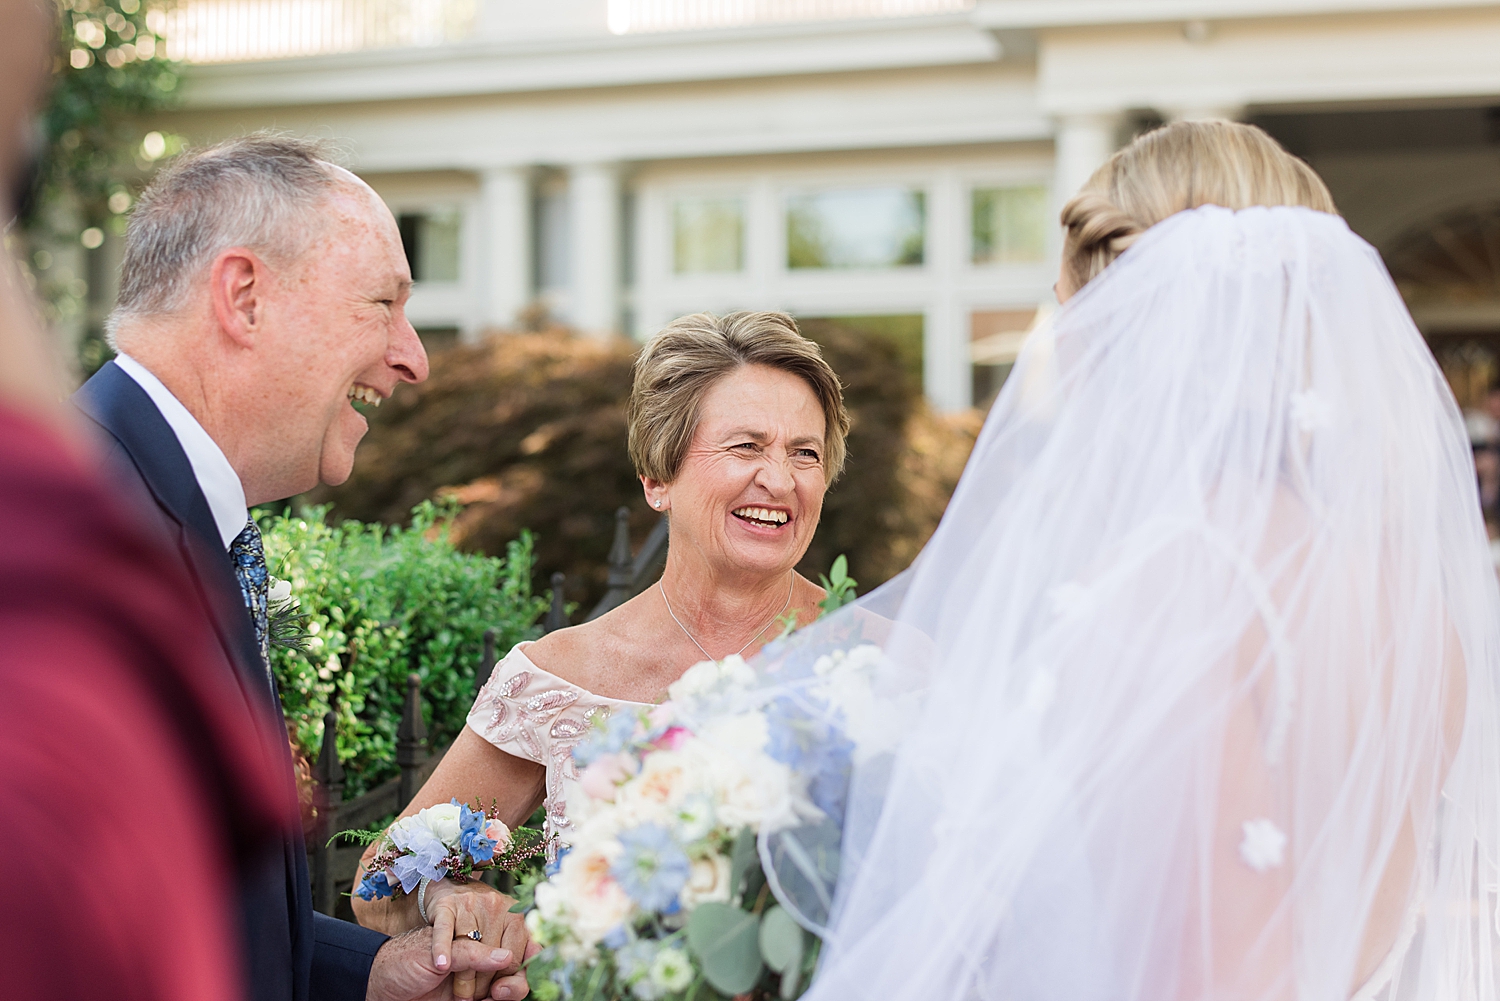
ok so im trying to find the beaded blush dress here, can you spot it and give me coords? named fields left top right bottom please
left=465, top=641, right=650, bottom=856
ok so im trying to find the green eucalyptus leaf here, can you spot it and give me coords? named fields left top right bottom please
left=687, top=902, right=764, bottom=995
left=758, top=905, right=804, bottom=973
left=728, top=826, right=758, bottom=899
left=780, top=962, right=803, bottom=1000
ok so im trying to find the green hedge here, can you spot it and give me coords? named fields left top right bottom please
left=260, top=501, right=549, bottom=797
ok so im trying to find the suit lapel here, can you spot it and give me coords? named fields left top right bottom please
left=74, top=362, right=273, bottom=707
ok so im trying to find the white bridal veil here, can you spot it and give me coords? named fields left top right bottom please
left=752, top=205, right=1500, bottom=1000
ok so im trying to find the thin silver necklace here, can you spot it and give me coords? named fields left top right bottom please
left=659, top=573, right=794, bottom=661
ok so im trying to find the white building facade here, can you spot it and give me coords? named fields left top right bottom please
left=150, top=0, right=1500, bottom=410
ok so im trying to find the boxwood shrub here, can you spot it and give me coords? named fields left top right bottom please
left=260, top=501, right=548, bottom=797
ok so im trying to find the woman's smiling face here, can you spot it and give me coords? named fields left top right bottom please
left=652, top=363, right=828, bottom=581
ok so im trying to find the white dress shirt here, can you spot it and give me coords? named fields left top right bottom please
left=114, top=353, right=249, bottom=549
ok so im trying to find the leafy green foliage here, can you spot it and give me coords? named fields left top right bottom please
left=816, top=554, right=857, bottom=615
left=260, top=501, right=549, bottom=797
left=758, top=907, right=809, bottom=999
left=757, top=907, right=802, bottom=974
left=40, top=0, right=180, bottom=210
left=21, top=0, right=182, bottom=357
left=686, top=903, right=764, bottom=995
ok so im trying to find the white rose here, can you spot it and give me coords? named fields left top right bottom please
left=610, top=785, right=675, bottom=831
left=623, top=750, right=693, bottom=808
left=666, top=660, right=721, bottom=705
left=695, top=711, right=769, bottom=758
left=551, top=838, right=634, bottom=947
left=716, top=756, right=797, bottom=831
left=268, top=577, right=293, bottom=604
left=684, top=739, right=795, bottom=832
left=718, top=655, right=757, bottom=690
left=677, top=853, right=732, bottom=910
left=415, top=802, right=462, bottom=844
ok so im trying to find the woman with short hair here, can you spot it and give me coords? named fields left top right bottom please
left=352, top=311, right=850, bottom=993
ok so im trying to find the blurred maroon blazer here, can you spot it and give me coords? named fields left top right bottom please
left=0, top=404, right=288, bottom=1001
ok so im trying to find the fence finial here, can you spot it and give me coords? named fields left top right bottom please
left=607, top=507, right=632, bottom=588
left=545, top=572, right=569, bottom=633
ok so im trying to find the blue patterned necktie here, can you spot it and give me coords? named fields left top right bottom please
left=230, top=518, right=270, bottom=668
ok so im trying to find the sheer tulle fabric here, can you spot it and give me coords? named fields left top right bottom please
left=765, top=207, right=1500, bottom=1000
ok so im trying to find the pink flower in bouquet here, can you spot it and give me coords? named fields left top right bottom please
left=652, top=726, right=691, bottom=752
left=633, top=752, right=689, bottom=806
left=647, top=704, right=675, bottom=730
left=580, top=753, right=635, bottom=801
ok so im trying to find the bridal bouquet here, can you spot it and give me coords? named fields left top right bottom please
left=518, top=638, right=895, bottom=1001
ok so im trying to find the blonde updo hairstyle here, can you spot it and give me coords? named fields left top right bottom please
left=1061, top=120, right=1339, bottom=295
left=628, top=311, right=851, bottom=487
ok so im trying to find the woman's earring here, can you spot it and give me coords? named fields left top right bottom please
left=653, top=500, right=662, bottom=509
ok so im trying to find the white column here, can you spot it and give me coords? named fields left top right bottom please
left=1052, top=113, right=1119, bottom=221
left=477, top=166, right=531, bottom=336
left=1047, top=112, right=1122, bottom=290
left=925, top=167, right=969, bottom=412
left=569, top=162, right=622, bottom=338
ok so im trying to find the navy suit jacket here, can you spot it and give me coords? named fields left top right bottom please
left=74, top=360, right=386, bottom=1001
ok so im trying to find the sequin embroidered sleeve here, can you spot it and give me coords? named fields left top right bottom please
left=464, top=642, right=643, bottom=852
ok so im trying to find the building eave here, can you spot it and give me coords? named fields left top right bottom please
left=179, top=13, right=1002, bottom=109
left=974, top=0, right=1500, bottom=29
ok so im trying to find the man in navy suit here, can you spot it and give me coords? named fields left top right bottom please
left=74, top=135, right=530, bottom=1001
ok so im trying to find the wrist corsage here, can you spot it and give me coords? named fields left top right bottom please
left=349, top=798, right=549, bottom=901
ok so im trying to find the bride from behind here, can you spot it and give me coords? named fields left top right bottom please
left=794, top=122, right=1500, bottom=1000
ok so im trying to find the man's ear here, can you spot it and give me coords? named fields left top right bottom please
left=209, top=248, right=264, bottom=349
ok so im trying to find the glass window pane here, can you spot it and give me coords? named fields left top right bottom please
left=972, top=185, right=1048, bottom=264
left=786, top=187, right=925, bottom=269
left=396, top=208, right=462, bottom=282
left=673, top=196, right=744, bottom=273
left=418, top=207, right=461, bottom=282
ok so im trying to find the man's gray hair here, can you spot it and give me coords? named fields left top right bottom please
left=107, top=132, right=344, bottom=344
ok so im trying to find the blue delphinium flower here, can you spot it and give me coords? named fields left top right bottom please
left=458, top=802, right=496, bottom=862
left=572, top=710, right=643, bottom=768
left=764, top=693, right=856, bottom=824
left=602, top=924, right=630, bottom=950
left=610, top=824, right=690, bottom=912
left=614, top=939, right=659, bottom=994
left=355, top=869, right=394, bottom=901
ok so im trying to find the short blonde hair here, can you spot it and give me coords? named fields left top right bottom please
left=1061, top=120, right=1338, bottom=293
left=628, top=311, right=850, bottom=486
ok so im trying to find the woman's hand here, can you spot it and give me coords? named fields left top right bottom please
left=426, top=880, right=536, bottom=1000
